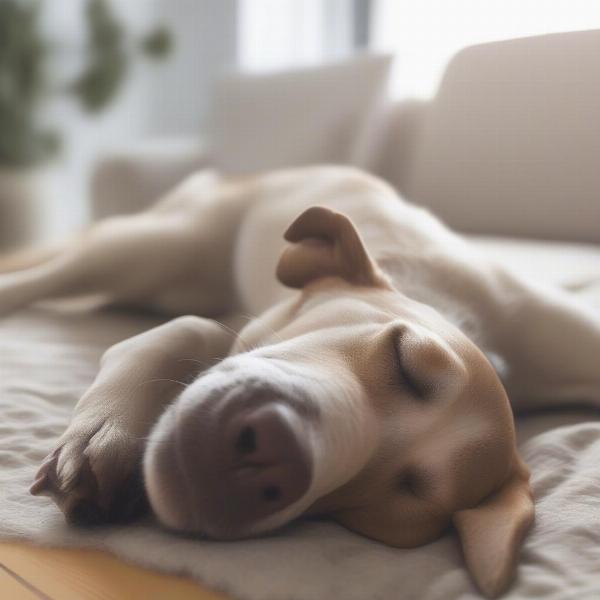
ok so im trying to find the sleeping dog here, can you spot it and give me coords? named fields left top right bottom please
left=3, top=166, right=599, bottom=597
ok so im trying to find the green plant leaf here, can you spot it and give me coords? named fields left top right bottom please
left=0, top=0, right=58, bottom=167
left=71, top=0, right=127, bottom=112
left=140, top=26, right=173, bottom=59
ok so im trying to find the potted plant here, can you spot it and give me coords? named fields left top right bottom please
left=0, top=0, right=172, bottom=252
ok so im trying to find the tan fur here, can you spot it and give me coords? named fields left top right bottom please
left=1, top=166, right=597, bottom=597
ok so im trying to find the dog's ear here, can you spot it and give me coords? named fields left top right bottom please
left=276, top=206, right=390, bottom=289
left=452, top=457, right=534, bottom=598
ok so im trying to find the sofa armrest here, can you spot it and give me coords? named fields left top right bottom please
left=90, top=138, right=212, bottom=220
left=372, top=99, right=429, bottom=197
left=405, top=31, right=600, bottom=242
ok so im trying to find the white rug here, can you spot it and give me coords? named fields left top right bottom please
left=2, top=304, right=600, bottom=600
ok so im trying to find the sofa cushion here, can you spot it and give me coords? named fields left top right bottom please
left=406, top=31, right=600, bottom=243
left=210, top=53, right=392, bottom=174
left=471, top=235, right=600, bottom=294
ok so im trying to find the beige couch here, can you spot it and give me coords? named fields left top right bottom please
left=377, top=30, right=600, bottom=244
left=91, top=29, right=600, bottom=290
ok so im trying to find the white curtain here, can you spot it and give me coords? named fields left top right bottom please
left=371, top=0, right=600, bottom=99
left=237, top=0, right=355, bottom=71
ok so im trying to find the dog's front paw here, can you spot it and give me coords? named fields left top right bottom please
left=30, top=419, right=147, bottom=525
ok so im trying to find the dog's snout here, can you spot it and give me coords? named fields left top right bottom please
left=145, top=396, right=313, bottom=538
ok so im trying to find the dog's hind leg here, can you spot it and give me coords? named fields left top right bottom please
left=488, top=269, right=600, bottom=411
left=0, top=238, right=75, bottom=274
left=0, top=235, right=89, bottom=313
left=0, top=210, right=230, bottom=317
left=0, top=257, right=84, bottom=316
left=0, top=244, right=120, bottom=317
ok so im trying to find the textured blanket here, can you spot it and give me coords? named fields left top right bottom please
left=1, top=285, right=600, bottom=600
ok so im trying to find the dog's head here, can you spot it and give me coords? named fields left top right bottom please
left=144, top=206, right=534, bottom=598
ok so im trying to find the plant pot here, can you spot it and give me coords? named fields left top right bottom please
left=0, top=167, right=48, bottom=254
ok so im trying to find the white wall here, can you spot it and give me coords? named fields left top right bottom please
left=237, top=0, right=354, bottom=71
left=150, top=0, right=238, bottom=135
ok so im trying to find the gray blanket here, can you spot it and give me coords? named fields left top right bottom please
left=1, top=294, right=600, bottom=600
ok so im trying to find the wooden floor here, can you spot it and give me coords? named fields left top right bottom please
left=0, top=542, right=229, bottom=600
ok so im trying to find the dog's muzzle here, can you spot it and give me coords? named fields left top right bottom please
left=143, top=360, right=316, bottom=538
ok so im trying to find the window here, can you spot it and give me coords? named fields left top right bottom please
left=237, top=0, right=355, bottom=71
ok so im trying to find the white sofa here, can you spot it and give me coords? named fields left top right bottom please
left=91, top=30, right=600, bottom=288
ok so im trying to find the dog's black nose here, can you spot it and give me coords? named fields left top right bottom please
left=145, top=401, right=313, bottom=537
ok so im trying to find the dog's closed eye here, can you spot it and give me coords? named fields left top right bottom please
left=393, top=328, right=428, bottom=400
left=391, top=324, right=465, bottom=401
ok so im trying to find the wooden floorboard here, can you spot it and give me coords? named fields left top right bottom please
left=0, top=563, right=43, bottom=600
left=0, top=542, right=229, bottom=600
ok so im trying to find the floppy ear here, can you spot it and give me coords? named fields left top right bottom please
left=276, top=206, right=390, bottom=289
left=453, top=458, right=534, bottom=598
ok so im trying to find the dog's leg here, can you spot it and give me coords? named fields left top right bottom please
left=0, top=213, right=219, bottom=316
left=0, top=236, right=76, bottom=274
left=486, top=269, right=600, bottom=411
left=30, top=315, right=235, bottom=524
left=0, top=259, right=87, bottom=316
left=0, top=219, right=142, bottom=315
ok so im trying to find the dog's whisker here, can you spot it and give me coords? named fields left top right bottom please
left=213, top=320, right=240, bottom=335
left=238, top=313, right=286, bottom=344
left=176, top=357, right=211, bottom=369
left=134, top=378, right=190, bottom=392
left=211, top=318, right=244, bottom=341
